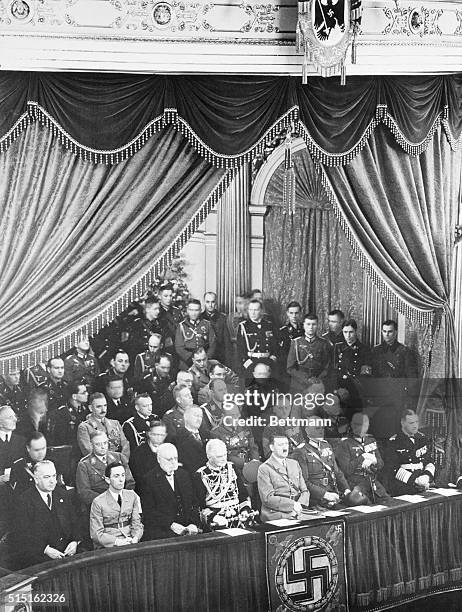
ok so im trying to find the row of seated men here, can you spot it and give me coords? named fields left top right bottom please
left=0, top=378, right=436, bottom=569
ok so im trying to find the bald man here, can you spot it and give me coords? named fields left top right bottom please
left=193, top=439, right=251, bottom=530
left=141, top=443, right=200, bottom=540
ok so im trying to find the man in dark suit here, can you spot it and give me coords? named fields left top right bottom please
left=129, top=421, right=167, bottom=493
left=174, top=406, right=208, bottom=475
left=104, top=378, right=131, bottom=424
left=13, top=460, right=81, bottom=568
left=0, top=406, right=25, bottom=537
left=141, top=443, right=200, bottom=540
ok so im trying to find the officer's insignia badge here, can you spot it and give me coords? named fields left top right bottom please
left=266, top=524, right=348, bottom=611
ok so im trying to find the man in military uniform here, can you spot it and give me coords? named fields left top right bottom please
left=334, top=318, right=371, bottom=416
left=236, top=299, right=278, bottom=381
left=94, top=349, right=133, bottom=397
left=175, top=299, right=217, bottom=370
left=211, top=402, right=260, bottom=472
left=262, top=396, right=305, bottom=459
left=90, top=461, right=143, bottom=548
left=163, top=385, right=196, bottom=439
left=200, top=378, right=227, bottom=431
left=77, top=393, right=130, bottom=462
left=135, top=352, right=175, bottom=417
left=122, top=393, right=157, bottom=450
left=0, top=370, right=27, bottom=414
left=384, top=409, right=435, bottom=496
left=369, top=320, right=419, bottom=439
left=44, top=357, right=69, bottom=413
left=287, top=314, right=331, bottom=393
left=322, top=309, right=345, bottom=348
left=335, top=413, right=388, bottom=502
left=76, top=431, right=135, bottom=511
left=202, top=292, right=232, bottom=367
left=158, top=282, right=184, bottom=348
left=63, top=336, right=100, bottom=390
left=47, top=381, right=89, bottom=447
left=292, top=422, right=350, bottom=508
left=258, top=434, right=310, bottom=522
left=129, top=421, right=167, bottom=493
left=21, top=362, right=48, bottom=391
left=189, top=349, right=239, bottom=404
left=278, top=301, right=303, bottom=389
left=193, top=439, right=251, bottom=530
left=227, top=293, right=249, bottom=373
left=127, top=296, right=169, bottom=360
left=133, top=333, right=163, bottom=382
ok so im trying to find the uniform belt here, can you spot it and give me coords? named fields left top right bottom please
left=106, top=519, right=131, bottom=529
left=313, top=477, right=329, bottom=487
left=401, top=463, right=423, bottom=470
left=248, top=352, right=270, bottom=358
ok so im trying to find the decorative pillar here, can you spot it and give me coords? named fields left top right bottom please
left=216, top=164, right=250, bottom=313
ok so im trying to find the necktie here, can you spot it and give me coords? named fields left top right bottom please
left=47, top=493, right=52, bottom=510
left=117, top=494, right=122, bottom=507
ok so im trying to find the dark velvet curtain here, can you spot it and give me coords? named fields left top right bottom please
left=322, top=125, right=462, bottom=480
left=1, top=73, right=462, bottom=161
left=0, top=123, right=225, bottom=371
left=262, top=150, right=363, bottom=328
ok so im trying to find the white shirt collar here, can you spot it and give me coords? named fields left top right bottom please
left=108, top=489, right=122, bottom=503
left=36, top=487, right=52, bottom=506
left=0, top=431, right=11, bottom=442
left=165, top=473, right=175, bottom=489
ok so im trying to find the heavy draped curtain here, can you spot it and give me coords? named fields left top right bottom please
left=0, top=123, right=225, bottom=371
left=321, top=124, right=462, bottom=481
left=262, top=150, right=363, bottom=328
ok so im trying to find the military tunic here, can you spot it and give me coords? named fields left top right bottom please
left=287, top=336, right=331, bottom=393
left=292, top=438, right=349, bottom=504
left=175, top=318, right=217, bottom=369
left=122, top=413, right=157, bottom=450
left=127, top=316, right=168, bottom=359
left=133, top=350, right=158, bottom=381
left=370, top=341, right=418, bottom=379
left=63, top=350, right=100, bottom=389
left=0, top=379, right=27, bottom=414
left=236, top=318, right=278, bottom=374
left=384, top=430, right=435, bottom=496
left=210, top=423, right=259, bottom=470
left=21, top=363, right=48, bottom=390
left=135, top=371, right=174, bottom=417
left=193, top=461, right=250, bottom=529
left=201, top=310, right=232, bottom=367
left=77, top=415, right=130, bottom=462
left=335, top=434, right=388, bottom=500
left=76, top=451, right=135, bottom=507
left=322, top=330, right=344, bottom=349
left=90, top=488, right=143, bottom=548
left=158, top=305, right=183, bottom=346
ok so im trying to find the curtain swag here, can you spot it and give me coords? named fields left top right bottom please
left=1, top=74, right=462, bottom=167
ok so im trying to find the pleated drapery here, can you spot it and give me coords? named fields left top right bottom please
left=0, top=123, right=225, bottom=372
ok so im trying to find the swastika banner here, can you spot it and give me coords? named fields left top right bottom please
left=265, top=520, right=349, bottom=612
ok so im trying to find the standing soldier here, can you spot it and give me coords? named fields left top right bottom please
left=157, top=283, right=183, bottom=349
left=63, top=336, right=100, bottom=390
left=127, top=297, right=169, bottom=360
left=202, top=292, right=232, bottom=367
left=133, top=333, right=163, bottom=382
left=44, top=358, right=69, bottom=413
left=287, top=313, right=331, bottom=393
left=135, top=352, right=175, bottom=418
left=384, top=409, right=435, bottom=496
left=227, top=293, right=249, bottom=373
left=0, top=370, right=27, bottom=414
left=175, top=299, right=216, bottom=370
left=236, top=299, right=278, bottom=382
left=278, top=301, right=303, bottom=390
left=322, top=309, right=345, bottom=348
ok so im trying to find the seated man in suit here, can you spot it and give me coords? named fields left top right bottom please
left=193, top=439, right=251, bottom=530
left=175, top=405, right=208, bottom=475
left=258, top=434, right=310, bottom=522
left=77, top=393, right=130, bottom=462
left=13, top=460, right=81, bottom=568
left=76, top=431, right=135, bottom=511
left=141, top=443, right=200, bottom=540
left=0, top=405, right=25, bottom=537
left=129, top=421, right=167, bottom=494
left=90, top=461, right=143, bottom=548
left=104, top=377, right=131, bottom=424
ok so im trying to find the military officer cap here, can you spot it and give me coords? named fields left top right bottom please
left=159, top=282, right=174, bottom=292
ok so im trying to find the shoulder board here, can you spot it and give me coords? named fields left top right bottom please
left=389, top=434, right=397, bottom=440
left=238, top=320, right=247, bottom=329
left=321, top=331, right=329, bottom=337
left=123, top=417, right=134, bottom=425
left=13, top=457, right=24, bottom=464
left=80, top=453, right=92, bottom=461
left=340, top=437, right=348, bottom=441
left=197, top=465, right=207, bottom=474
left=164, top=409, right=174, bottom=416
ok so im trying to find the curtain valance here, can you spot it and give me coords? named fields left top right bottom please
left=1, top=72, right=462, bottom=167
